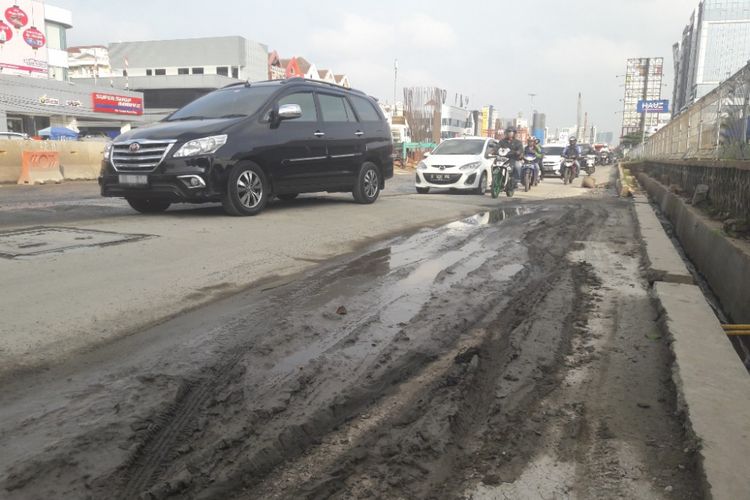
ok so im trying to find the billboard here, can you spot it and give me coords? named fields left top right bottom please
left=0, top=0, right=48, bottom=78
left=92, top=93, right=144, bottom=116
left=637, top=99, right=670, bottom=113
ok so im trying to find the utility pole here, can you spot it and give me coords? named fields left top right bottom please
left=576, top=93, right=583, bottom=139
left=393, top=59, right=398, bottom=116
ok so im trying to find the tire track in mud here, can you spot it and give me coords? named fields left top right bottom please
left=89, top=211, right=530, bottom=499
left=114, top=353, right=245, bottom=499
left=279, top=214, right=599, bottom=499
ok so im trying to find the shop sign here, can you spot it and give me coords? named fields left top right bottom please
left=92, top=92, right=143, bottom=116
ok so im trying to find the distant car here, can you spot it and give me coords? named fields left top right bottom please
left=542, top=144, right=565, bottom=176
left=0, top=132, right=29, bottom=141
left=100, top=79, right=394, bottom=216
left=415, top=137, right=497, bottom=194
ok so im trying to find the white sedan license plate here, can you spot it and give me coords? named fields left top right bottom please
left=434, top=174, right=446, bottom=180
left=118, top=174, right=148, bottom=186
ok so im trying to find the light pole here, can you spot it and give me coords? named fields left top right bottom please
left=393, top=59, right=398, bottom=115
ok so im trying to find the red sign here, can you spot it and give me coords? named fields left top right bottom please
left=22, top=25, right=44, bottom=50
left=5, top=5, right=28, bottom=29
left=0, top=21, right=12, bottom=44
left=92, top=93, right=144, bottom=116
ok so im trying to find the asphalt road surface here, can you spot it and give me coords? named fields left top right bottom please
left=0, top=167, right=701, bottom=499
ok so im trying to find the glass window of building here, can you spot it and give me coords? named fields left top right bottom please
left=146, top=69, right=153, bottom=76
left=154, top=69, right=166, bottom=76
left=217, top=67, right=229, bottom=77
left=178, top=68, right=189, bottom=75
left=192, top=67, right=204, bottom=75
left=232, top=67, right=239, bottom=79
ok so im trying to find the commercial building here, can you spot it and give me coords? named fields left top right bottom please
left=620, top=57, right=665, bottom=140
left=672, top=0, right=750, bottom=116
left=0, top=1, right=143, bottom=136
left=73, top=36, right=268, bottom=121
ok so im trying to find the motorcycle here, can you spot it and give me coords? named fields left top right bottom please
left=491, top=148, right=514, bottom=198
left=521, top=153, right=537, bottom=192
left=561, top=155, right=579, bottom=186
left=583, top=156, right=596, bottom=175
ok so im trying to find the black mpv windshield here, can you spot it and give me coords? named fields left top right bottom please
left=167, top=86, right=277, bottom=121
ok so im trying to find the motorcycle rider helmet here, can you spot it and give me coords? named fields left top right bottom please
left=505, top=126, right=516, bottom=135
left=569, top=136, right=577, bottom=144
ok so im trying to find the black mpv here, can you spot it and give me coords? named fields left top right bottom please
left=99, top=79, right=393, bottom=216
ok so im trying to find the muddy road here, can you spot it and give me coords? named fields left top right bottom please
left=0, top=193, right=701, bottom=499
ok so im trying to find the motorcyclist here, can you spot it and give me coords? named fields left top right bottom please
left=524, top=136, right=542, bottom=185
left=535, top=137, right=545, bottom=181
left=498, top=127, right=523, bottom=189
left=561, top=136, right=582, bottom=179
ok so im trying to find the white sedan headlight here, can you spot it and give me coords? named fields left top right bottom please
left=417, top=161, right=428, bottom=171
left=459, top=161, right=482, bottom=171
left=173, top=135, right=228, bottom=158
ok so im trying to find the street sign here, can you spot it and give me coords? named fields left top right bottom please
left=637, top=99, right=670, bottom=113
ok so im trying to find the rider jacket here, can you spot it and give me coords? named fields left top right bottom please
left=498, top=137, right=524, bottom=160
left=525, top=144, right=542, bottom=159
left=562, top=144, right=582, bottom=158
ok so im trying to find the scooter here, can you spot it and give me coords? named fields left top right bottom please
left=561, top=155, right=579, bottom=186
left=491, top=148, right=514, bottom=198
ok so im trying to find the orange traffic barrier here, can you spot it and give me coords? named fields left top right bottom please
left=17, top=151, right=63, bottom=185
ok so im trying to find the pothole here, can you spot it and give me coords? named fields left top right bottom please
left=0, top=226, right=152, bottom=259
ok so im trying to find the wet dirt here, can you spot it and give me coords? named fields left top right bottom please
left=0, top=198, right=702, bottom=500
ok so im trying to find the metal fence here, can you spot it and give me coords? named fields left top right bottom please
left=644, top=64, right=750, bottom=160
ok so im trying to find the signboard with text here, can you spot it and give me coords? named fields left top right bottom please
left=92, top=93, right=144, bottom=116
left=637, top=99, right=670, bottom=113
left=0, top=0, right=48, bottom=77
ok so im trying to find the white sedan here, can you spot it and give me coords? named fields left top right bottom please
left=415, top=137, right=497, bottom=194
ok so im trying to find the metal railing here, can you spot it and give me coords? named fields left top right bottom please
left=644, top=64, right=750, bottom=160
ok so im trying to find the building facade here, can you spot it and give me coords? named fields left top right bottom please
left=620, top=57, right=665, bottom=139
left=67, top=45, right=113, bottom=79
left=0, top=1, right=143, bottom=136
left=440, top=104, right=473, bottom=139
left=672, top=0, right=750, bottom=116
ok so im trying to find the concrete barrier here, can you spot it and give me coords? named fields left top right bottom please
left=637, top=172, right=750, bottom=324
left=0, top=139, right=105, bottom=183
left=17, top=151, right=63, bottom=185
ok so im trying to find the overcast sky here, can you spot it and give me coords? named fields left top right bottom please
left=54, top=0, right=698, bottom=138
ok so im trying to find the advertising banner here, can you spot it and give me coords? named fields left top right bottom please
left=92, top=93, right=144, bottom=116
left=0, top=0, right=48, bottom=77
left=637, top=99, right=670, bottom=113
left=481, top=106, right=490, bottom=137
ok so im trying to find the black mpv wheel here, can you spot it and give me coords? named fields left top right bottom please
left=353, top=162, right=380, bottom=204
left=222, top=163, right=269, bottom=216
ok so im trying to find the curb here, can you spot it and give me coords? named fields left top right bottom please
left=631, top=197, right=694, bottom=285
left=631, top=174, right=750, bottom=500
left=652, top=283, right=750, bottom=500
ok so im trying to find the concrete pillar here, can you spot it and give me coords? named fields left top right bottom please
left=0, top=110, right=7, bottom=133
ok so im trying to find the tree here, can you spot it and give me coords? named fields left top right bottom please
left=620, top=132, right=643, bottom=147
